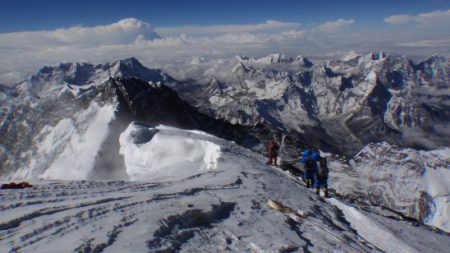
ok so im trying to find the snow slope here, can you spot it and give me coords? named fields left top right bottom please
left=329, top=198, right=448, bottom=253
left=7, top=102, right=117, bottom=180
left=1, top=124, right=449, bottom=252
left=330, top=142, right=450, bottom=233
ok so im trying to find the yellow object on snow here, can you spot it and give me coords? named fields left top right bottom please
left=267, top=199, right=294, bottom=213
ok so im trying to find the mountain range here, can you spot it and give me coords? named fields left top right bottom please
left=0, top=53, right=449, bottom=251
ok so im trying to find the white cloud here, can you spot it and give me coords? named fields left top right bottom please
left=384, top=15, right=415, bottom=25
left=0, top=16, right=449, bottom=85
left=156, top=20, right=301, bottom=37
left=396, top=39, right=450, bottom=47
left=384, top=9, right=450, bottom=25
left=0, top=18, right=159, bottom=49
left=314, top=18, right=355, bottom=32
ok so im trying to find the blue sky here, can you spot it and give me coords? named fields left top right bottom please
left=1, top=0, right=449, bottom=32
left=0, top=0, right=449, bottom=84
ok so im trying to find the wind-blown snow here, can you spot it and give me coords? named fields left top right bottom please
left=37, top=102, right=116, bottom=180
left=119, top=124, right=221, bottom=181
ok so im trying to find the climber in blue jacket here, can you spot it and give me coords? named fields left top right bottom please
left=301, top=149, right=319, bottom=188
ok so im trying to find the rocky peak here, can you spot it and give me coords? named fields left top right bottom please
left=293, top=55, right=313, bottom=67
left=112, top=57, right=167, bottom=82
left=256, top=53, right=293, bottom=64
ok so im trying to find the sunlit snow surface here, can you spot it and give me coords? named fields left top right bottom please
left=329, top=198, right=434, bottom=253
left=9, top=102, right=117, bottom=180
left=330, top=142, right=450, bottom=233
left=1, top=125, right=449, bottom=252
left=119, top=124, right=221, bottom=181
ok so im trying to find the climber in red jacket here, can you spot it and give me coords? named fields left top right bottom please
left=265, top=138, right=280, bottom=166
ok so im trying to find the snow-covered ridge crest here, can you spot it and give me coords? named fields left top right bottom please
left=2, top=124, right=449, bottom=252
left=119, top=123, right=221, bottom=181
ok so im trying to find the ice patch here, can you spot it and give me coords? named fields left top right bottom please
left=119, top=123, right=221, bottom=181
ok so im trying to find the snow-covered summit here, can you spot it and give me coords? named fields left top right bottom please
left=342, top=50, right=361, bottom=62
left=2, top=123, right=449, bottom=252
left=10, top=57, right=171, bottom=100
left=33, top=57, right=166, bottom=86
left=255, top=53, right=294, bottom=64
left=294, top=55, right=314, bottom=67
left=236, top=53, right=293, bottom=64
left=110, top=57, right=167, bottom=81
left=236, top=53, right=313, bottom=67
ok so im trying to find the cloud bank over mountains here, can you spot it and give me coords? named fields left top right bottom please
left=0, top=9, right=449, bottom=85
left=384, top=9, right=450, bottom=26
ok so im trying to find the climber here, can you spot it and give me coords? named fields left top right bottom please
left=301, top=148, right=319, bottom=188
left=265, top=137, right=280, bottom=166
left=315, top=156, right=329, bottom=197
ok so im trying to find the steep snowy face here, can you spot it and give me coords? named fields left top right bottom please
left=174, top=53, right=449, bottom=155
left=36, top=103, right=116, bottom=180
left=330, top=142, right=450, bottom=232
left=119, top=123, right=221, bottom=181
left=1, top=80, right=119, bottom=179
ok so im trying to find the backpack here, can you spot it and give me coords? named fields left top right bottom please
left=273, top=142, right=279, bottom=151
left=304, top=159, right=316, bottom=172
left=267, top=140, right=279, bottom=155
left=317, top=158, right=329, bottom=177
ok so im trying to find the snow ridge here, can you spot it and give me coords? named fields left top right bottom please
left=2, top=124, right=449, bottom=252
left=119, top=123, right=221, bottom=181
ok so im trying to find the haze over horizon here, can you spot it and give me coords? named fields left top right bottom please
left=1, top=0, right=449, bottom=85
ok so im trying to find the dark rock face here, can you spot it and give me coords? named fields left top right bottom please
left=111, top=78, right=267, bottom=148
